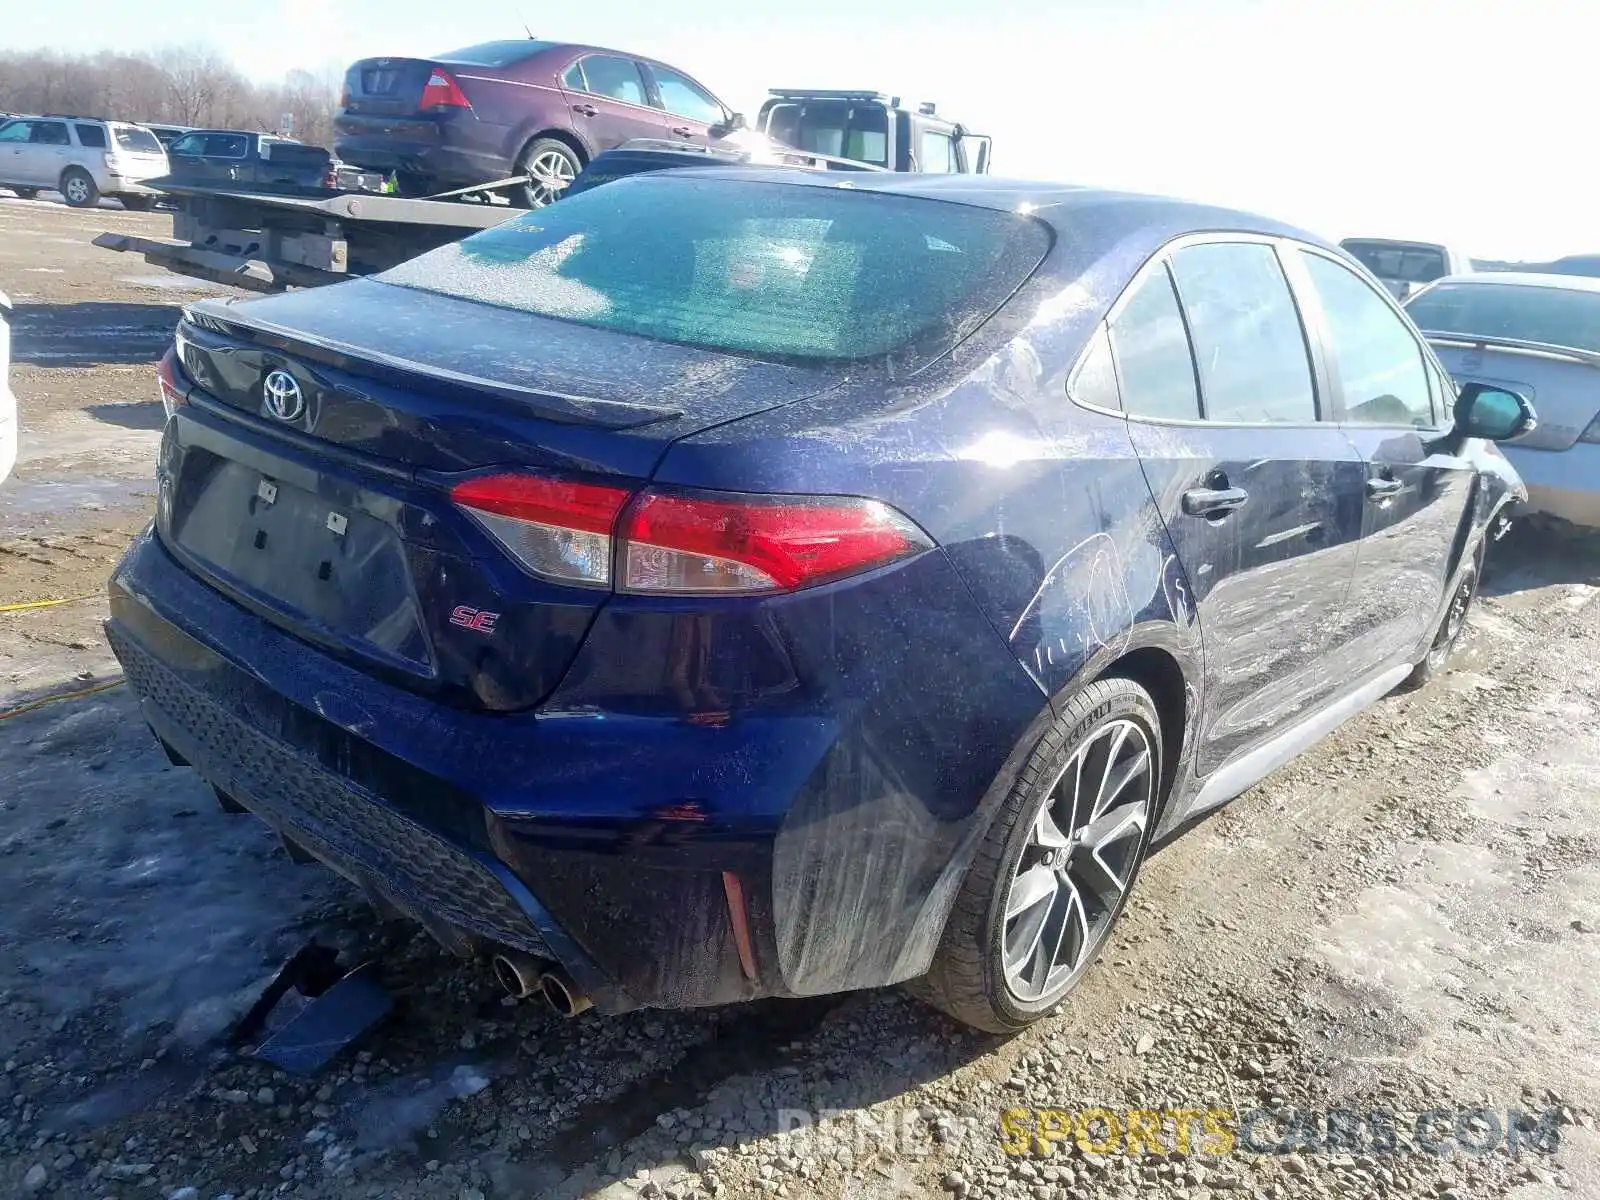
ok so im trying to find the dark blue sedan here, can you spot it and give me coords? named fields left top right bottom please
left=109, top=171, right=1533, bottom=1032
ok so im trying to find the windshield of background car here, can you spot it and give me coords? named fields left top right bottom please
left=761, top=101, right=890, bottom=166
left=1341, top=241, right=1448, bottom=283
left=113, top=126, right=162, bottom=153
left=1405, top=282, right=1600, bottom=354
left=378, top=176, right=1050, bottom=366
left=436, top=39, right=558, bottom=67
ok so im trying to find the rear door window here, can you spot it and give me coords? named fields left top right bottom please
left=74, top=123, right=107, bottom=149
left=378, top=175, right=1050, bottom=368
left=33, top=121, right=70, bottom=146
left=1107, top=266, right=1202, bottom=421
left=574, top=55, right=648, bottom=106
left=1169, top=241, right=1318, bottom=423
left=1301, top=251, right=1434, bottom=427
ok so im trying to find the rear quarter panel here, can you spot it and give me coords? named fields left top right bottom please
left=645, top=237, right=1205, bottom=993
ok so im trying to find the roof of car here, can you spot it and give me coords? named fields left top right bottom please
left=1428, top=271, right=1600, bottom=293
left=633, top=168, right=1332, bottom=248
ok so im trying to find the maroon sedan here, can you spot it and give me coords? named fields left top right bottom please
left=334, top=39, right=738, bottom=206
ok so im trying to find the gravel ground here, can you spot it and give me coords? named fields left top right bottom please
left=2, top=193, right=1598, bottom=1200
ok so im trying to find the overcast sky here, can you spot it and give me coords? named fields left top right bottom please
left=13, top=0, right=1590, bottom=260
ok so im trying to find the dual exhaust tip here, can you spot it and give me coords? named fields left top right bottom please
left=491, top=951, right=593, bottom=1018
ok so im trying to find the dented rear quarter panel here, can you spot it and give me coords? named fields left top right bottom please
left=642, top=213, right=1218, bottom=995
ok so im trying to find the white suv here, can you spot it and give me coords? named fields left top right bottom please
left=0, top=116, right=169, bottom=209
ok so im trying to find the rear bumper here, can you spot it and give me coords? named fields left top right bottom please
left=108, top=527, right=1045, bottom=1010
left=332, top=113, right=509, bottom=186
left=1503, top=443, right=1600, bottom=527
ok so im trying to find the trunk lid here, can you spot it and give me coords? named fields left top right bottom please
left=166, top=281, right=839, bottom=711
left=342, top=58, right=447, bottom=117
left=1429, top=339, right=1600, bottom=451
left=108, top=124, right=169, bottom=181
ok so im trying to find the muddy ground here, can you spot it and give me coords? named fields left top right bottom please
left=1, top=193, right=1598, bottom=1200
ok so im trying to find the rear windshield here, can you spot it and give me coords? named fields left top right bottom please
left=435, top=39, right=557, bottom=67
left=762, top=100, right=889, bottom=167
left=113, top=126, right=163, bottom=153
left=378, top=176, right=1049, bottom=366
left=1341, top=241, right=1448, bottom=284
left=1406, top=282, right=1600, bottom=354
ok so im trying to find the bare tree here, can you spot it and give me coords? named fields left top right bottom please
left=0, top=45, right=342, bottom=148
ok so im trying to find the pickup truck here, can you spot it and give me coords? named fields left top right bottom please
left=756, top=89, right=991, bottom=174
left=1339, top=237, right=1473, bottom=301
left=164, top=130, right=342, bottom=190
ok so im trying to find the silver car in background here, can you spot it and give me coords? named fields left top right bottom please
left=1406, top=272, right=1600, bottom=527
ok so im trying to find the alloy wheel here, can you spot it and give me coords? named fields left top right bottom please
left=65, top=177, right=90, bottom=204
left=526, top=150, right=575, bottom=207
left=1002, top=718, right=1154, bottom=1002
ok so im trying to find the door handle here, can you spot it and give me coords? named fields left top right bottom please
left=1181, top=486, right=1250, bottom=518
left=1366, top=476, right=1404, bottom=500
left=670, top=125, right=694, bottom=138
left=571, top=103, right=597, bottom=117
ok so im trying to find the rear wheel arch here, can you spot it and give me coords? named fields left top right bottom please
left=517, top=127, right=588, bottom=167
left=908, top=633, right=1195, bottom=985
left=1090, top=644, right=1190, bottom=825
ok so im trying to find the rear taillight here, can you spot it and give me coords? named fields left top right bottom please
left=452, top=473, right=633, bottom=587
left=338, top=86, right=350, bottom=108
left=156, top=346, right=186, bottom=416
left=420, top=68, right=470, bottom=111
left=321, top=163, right=338, bottom=190
left=450, top=475, right=933, bottom=594
left=619, top=491, right=931, bottom=594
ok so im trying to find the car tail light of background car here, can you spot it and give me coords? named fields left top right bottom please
left=421, top=69, right=471, bottom=112
left=449, top=473, right=932, bottom=595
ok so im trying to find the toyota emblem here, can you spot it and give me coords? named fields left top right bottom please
left=262, top=370, right=305, bottom=422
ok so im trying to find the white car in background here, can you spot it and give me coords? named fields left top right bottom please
left=0, top=290, right=15, bottom=484
left=0, top=115, right=169, bottom=209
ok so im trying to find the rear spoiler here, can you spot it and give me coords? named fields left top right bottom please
left=182, top=301, right=686, bottom=430
left=1420, top=332, right=1600, bottom=370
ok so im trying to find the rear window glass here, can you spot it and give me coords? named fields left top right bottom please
left=1405, top=282, right=1600, bottom=354
left=378, top=177, right=1050, bottom=366
left=435, top=39, right=557, bottom=66
left=114, top=126, right=163, bottom=153
left=1341, top=242, right=1448, bottom=284
left=763, top=101, right=889, bottom=167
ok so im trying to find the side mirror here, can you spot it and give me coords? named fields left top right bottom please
left=1455, top=381, right=1536, bottom=442
left=712, top=111, right=747, bottom=137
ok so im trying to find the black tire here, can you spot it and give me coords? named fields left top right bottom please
left=120, top=194, right=155, bottom=212
left=59, top=167, right=99, bottom=208
left=916, top=676, right=1164, bottom=1033
left=9, top=187, right=38, bottom=200
left=1399, top=544, right=1482, bottom=691
left=513, top=137, right=581, bottom=208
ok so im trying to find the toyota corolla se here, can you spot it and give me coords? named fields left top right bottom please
left=109, top=172, right=1532, bottom=1031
